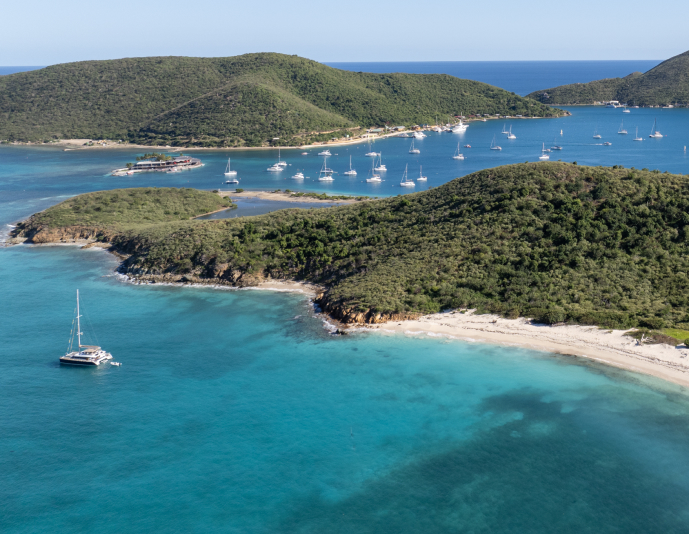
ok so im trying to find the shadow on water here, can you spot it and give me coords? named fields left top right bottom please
left=275, top=389, right=689, bottom=534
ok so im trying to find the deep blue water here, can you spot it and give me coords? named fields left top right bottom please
left=327, top=60, right=661, bottom=96
left=4, top=101, right=689, bottom=532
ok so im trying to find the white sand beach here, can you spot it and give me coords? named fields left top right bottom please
left=367, top=310, right=689, bottom=388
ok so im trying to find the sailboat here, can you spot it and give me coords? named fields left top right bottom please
left=317, top=149, right=332, bottom=156
left=399, top=164, right=415, bottom=187
left=275, top=148, right=288, bottom=167
left=490, top=135, right=502, bottom=151
left=452, top=143, right=465, bottom=160
left=538, top=143, right=550, bottom=160
left=649, top=118, right=663, bottom=138
left=622, top=106, right=631, bottom=113
left=343, top=156, right=357, bottom=176
left=223, top=158, right=237, bottom=177
left=374, top=153, right=387, bottom=171
left=507, top=126, right=516, bottom=139
left=501, top=123, right=509, bottom=134
left=593, top=127, right=602, bottom=139
left=409, top=140, right=420, bottom=154
left=60, top=290, right=114, bottom=366
left=417, top=166, right=427, bottom=181
left=223, top=158, right=239, bottom=183
left=634, top=127, right=643, bottom=141
left=317, top=157, right=335, bottom=181
left=366, top=159, right=381, bottom=183
left=365, top=140, right=378, bottom=157
left=618, top=121, right=628, bottom=135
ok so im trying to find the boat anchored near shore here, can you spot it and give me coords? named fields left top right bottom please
left=60, top=290, right=113, bottom=366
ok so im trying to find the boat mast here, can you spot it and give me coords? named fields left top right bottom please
left=76, top=289, right=82, bottom=349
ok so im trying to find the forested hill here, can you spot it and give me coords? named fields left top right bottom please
left=0, top=53, right=562, bottom=147
left=14, top=163, right=689, bottom=331
left=527, top=49, right=689, bottom=106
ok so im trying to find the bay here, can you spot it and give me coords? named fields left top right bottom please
left=3, top=79, right=689, bottom=532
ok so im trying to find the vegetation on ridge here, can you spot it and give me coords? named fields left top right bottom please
left=527, top=49, right=689, bottom=105
left=0, top=53, right=563, bottom=147
left=14, top=188, right=233, bottom=230
left=15, top=162, right=689, bottom=330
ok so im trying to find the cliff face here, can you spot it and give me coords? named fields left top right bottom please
left=10, top=224, right=117, bottom=244
left=315, top=293, right=420, bottom=325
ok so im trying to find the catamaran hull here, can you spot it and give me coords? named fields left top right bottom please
left=60, top=358, right=100, bottom=366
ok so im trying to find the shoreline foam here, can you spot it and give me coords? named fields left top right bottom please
left=365, top=310, right=689, bottom=388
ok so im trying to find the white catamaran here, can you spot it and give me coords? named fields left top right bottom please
left=317, top=157, right=335, bottom=181
left=60, top=290, right=114, bottom=366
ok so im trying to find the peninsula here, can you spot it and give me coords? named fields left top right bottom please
left=0, top=53, right=563, bottom=147
left=12, top=162, right=689, bottom=334
left=527, top=49, right=689, bottom=106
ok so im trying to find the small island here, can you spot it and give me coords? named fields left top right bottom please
left=112, top=153, right=203, bottom=176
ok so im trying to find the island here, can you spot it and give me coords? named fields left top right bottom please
left=12, top=162, right=689, bottom=385
left=527, top=49, right=689, bottom=106
left=0, top=53, right=564, bottom=148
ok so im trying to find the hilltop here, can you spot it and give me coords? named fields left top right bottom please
left=0, top=53, right=562, bottom=147
left=12, top=163, right=689, bottom=332
left=527, top=50, right=689, bottom=106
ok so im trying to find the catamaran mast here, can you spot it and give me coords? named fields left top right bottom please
left=76, top=289, right=82, bottom=348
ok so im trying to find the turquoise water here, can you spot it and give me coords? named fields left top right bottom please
left=2, top=106, right=688, bottom=207
left=4, top=107, right=689, bottom=532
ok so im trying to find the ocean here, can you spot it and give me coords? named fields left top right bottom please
left=3, top=62, right=689, bottom=533
left=327, top=60, right=661, bottom=96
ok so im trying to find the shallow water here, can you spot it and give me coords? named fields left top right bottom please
left=3, top=106, right=689, bottom=532
left=2, top=245, right=689, bottom=533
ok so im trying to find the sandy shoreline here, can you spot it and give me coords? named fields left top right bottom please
left=220, top=190, right=361, bottom=204
left=364, top=310, right=689, bottom=388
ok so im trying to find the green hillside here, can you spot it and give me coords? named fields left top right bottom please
left=527, top=50, right=689, bottom=105
left=0, top=53, right=562, bottom=147
left=14, top=188, right=232, bottom=232
left=14, top=163, right=689, bottom=330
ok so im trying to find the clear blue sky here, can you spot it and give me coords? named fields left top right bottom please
left=2, top=0, right=687, bottom=65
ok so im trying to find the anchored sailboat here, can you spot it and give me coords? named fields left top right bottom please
left=452, top=143, right=465, bottom=160
left=490, top=135, right=502, bottom=151
left=366, top=159, right=381, bottom=183
left=60, top=290, right=114, bottom=366
left=343, top=155, right=357, bottom=176
left=618, top=121, right=627, bottom=135
left=409, top=140, right=420, bottom=154
left=399, top=164, right=415, bottom=187
left=649, top=118, right=663, bottom=138
left=417, top=166, right=427, bottom=181
left=507, top=126, right=516, bottom=139
left=634, top=127, right=643, bottom=141
left=538, top=143, right=550, bottom=160
left=317, top=157, right=335, bottom=181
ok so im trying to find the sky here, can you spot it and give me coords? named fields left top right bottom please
left=2, top=0, right=687, bottom=65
